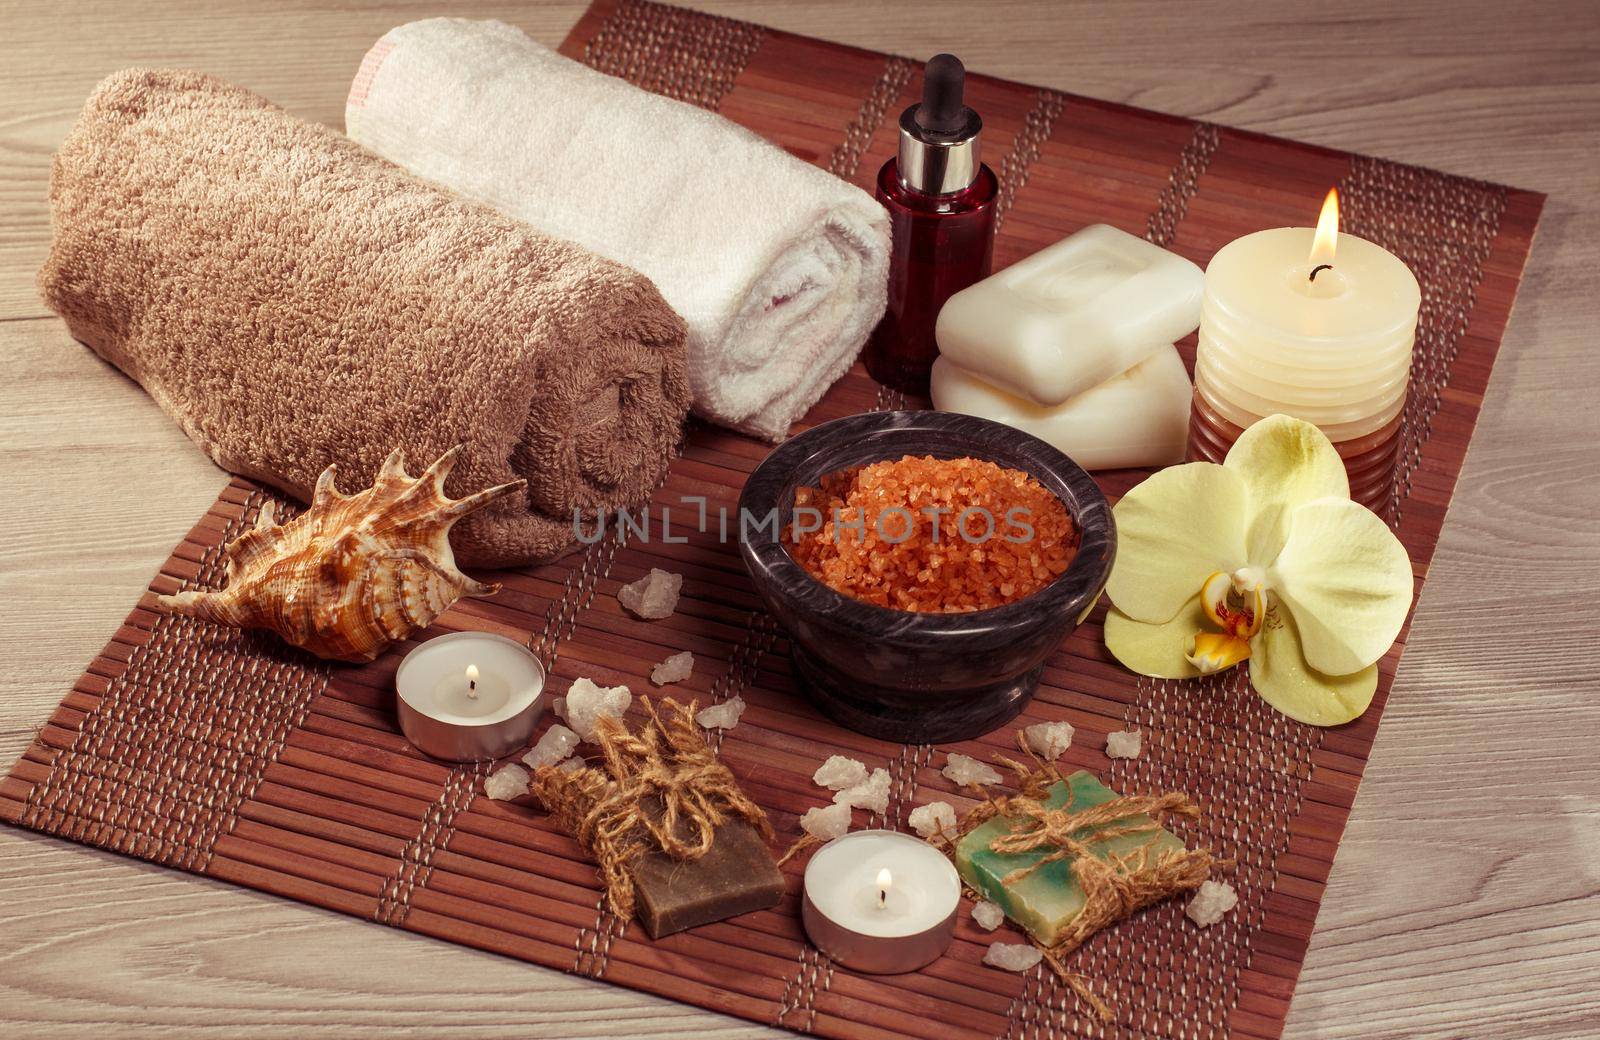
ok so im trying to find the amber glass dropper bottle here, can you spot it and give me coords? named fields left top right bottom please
left=864, top=53, right=999, bottom=397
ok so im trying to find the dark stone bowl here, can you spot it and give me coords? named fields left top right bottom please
left=738, top=411, right=1116, bottom=743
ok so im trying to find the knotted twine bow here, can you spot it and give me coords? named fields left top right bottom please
left=529, top=698, right=772, bottom=919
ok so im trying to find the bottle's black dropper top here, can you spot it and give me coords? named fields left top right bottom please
left=916, top=53, right=967, bottom=135
left=896, top=52, right=982, bottom=193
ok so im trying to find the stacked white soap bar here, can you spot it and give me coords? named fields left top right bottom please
left=931, top=224, right=1203, bottom=470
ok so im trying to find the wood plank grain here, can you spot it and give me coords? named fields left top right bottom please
left=1, top=1, right=1596, bottom=1039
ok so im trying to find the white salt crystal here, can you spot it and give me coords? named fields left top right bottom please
left=522, top=724, right=581, bottom=769
left=483, top=763, right=529, bottom=801
left=971, top=900, right=1005, bottom=931
left=561, top=677, right=632, bottom=741
left=812, top=755, right=869, bottom=791
left=834, top=767, right=891, bottom=815
left=942, top=753, right=1002, bottom=788
left=908, top=800, right=958, bottom=839
left=556, top=756, right=586, bottom=774
left=651, top=650, right=695, bottom=686
left=982, top=942, right=1043, bottom=972
left=1024, top=720, right=1075, bottom=760
left=1106, top=729, right=1142, bottom=759
left=800, top=801, right=852, bottom=841
left=1186, top=880, right=1238, bottom=927
left=695, top=695, right=746, bottom=731
left=618, top=567, right=683, bottom=620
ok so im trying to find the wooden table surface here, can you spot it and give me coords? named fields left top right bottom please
left=2, top=2, right=1596, bottom=1037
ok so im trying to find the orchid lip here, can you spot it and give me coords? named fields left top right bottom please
left=1185, top=631, right=1252, bottom=674
left=1200, top=570, right=1264, bottom=641
left=1183, top=571, right=1268, bottom=675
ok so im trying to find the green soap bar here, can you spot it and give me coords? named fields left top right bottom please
left=955, top=771, right=1185, bottom=946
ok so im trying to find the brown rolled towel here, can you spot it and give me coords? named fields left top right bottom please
left=39, top=69, right=689, bottom=567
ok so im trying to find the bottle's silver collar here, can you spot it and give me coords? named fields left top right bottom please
left=896, top=105, right=982, bottom=195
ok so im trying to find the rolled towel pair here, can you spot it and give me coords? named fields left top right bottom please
left=39, top=69, right=689, bottom=566
left=346, top=18, right=891, bottom=442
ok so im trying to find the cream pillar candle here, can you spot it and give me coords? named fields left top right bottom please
left=934, top=224, right=1203, bottom=406
left=930, top=344, right=1191, bottom=470
left=1194, top=190, right=1420, bottom=443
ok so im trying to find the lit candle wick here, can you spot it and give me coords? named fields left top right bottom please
left=465, top=663, right=480, bottom=700
left=1306, top=186, right=1340, bottom=280
left=876, top=867, right=892, bottom=908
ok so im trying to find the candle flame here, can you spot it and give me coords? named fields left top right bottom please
left=1308, top=187, right=1339, bottom=268
left=465, top=663, right=479, bottom=698
left=876, top=867, right=892, bottom=907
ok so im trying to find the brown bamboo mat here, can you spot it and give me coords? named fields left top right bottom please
left=2, top=2, right=1543, bottom=1038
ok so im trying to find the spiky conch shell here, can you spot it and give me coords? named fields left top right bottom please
left=157, top=447, right=525, bottom=662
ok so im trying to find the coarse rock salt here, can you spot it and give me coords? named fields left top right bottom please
left=834, top=767, right=891, bottom=815
left=484, top=763, right=529, bottom=801
left=971, top=900, right=1005, bottom=931
left=908, top=801, right=958, bottom=839
left=556, top=756, right=585, bottom=774
left=651, top=650, right=694, bottom=686
left=695, top=695, right=746, bottom=731
left=812, top=755, right=869, bottom=791
left=1106, top=729, right=1142, bottom=759
left=1024, top=720, right=1075, bottom=760
left=942, top=753, right=1002, bottom=788
left=1186, top=880, right=1238, bottom=927
left=522, top=724, right=581, bottom=769
left=560, top=677, right=632, bottom=740
left=785, top=455, right=1078, bottom=612
left=800, top=801, right=852, bottom=842
left=618, top=567, right=683, bottom=620
left=983, top=942, right=1043, bottom=972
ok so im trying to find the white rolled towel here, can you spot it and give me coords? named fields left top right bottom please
left=347, top=18, right=890, bottom=442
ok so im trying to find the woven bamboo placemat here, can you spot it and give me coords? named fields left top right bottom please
left=2, top=2, right=1543, bottom=1037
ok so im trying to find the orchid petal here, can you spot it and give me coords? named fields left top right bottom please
left=1249, top=603, right=1377, bottom=726
left=1224, top=415, right=1350, bottom=564
left=1107, top=463, right=1248, bottom=624
left=1104, top=600, right=1205, bottom=680
left=1271, top=498, right=1414, bottom=675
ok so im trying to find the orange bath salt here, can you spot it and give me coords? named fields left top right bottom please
left=786, top=455, right=1078, bottom=613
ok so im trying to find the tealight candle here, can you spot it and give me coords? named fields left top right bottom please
left=395, top=631, right=545, bottom=762
left=1191, top=189, right=1420, bottom=511
left=801, top=829, right=960, bottom=974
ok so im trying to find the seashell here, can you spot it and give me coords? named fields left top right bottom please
left=157, top=447, right=525, bottom=662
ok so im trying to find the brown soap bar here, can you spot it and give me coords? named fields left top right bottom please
left=630, top=816, right=786, bottom=939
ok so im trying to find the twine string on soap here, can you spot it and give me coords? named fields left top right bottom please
left=530, top=698, right=773, bottom=918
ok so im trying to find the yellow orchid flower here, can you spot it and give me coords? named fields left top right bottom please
left=1103, top=415, right=1413, bottom=726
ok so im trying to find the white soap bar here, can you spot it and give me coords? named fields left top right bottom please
left=930, top=346, right=1192, bottom=471
left=934, top=224, right=1203, bottom=407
